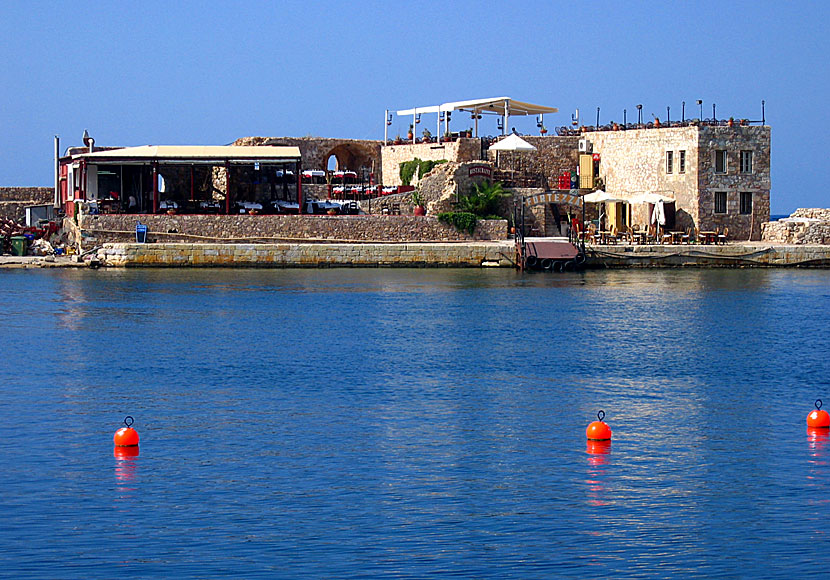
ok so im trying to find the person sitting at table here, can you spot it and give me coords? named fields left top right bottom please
left=127, top=195, right=137, bottom=213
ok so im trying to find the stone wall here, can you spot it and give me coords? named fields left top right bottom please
left=584, top=127, right=700, bottom=229
left=791, top=208, right=830, bottom=220
left=487, top=135, right=580, bottom=189
left=762, top=209, right=830, bottom=244
left=697, top=126, right=770, bottom=240
left=234, top=136, right=382, bottom=179
left=0, top=187, right=53, bottom=222
left=96, top=241, right=516, bottom=268
left=79, top=213, right=507, bottom=246
left=380, top=139, right=482, bottom=187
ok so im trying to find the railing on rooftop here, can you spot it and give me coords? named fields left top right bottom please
left=555, top=117, right=764, bottom=136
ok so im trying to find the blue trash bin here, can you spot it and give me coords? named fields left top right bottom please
left=135, top=222, right=148, bottom=243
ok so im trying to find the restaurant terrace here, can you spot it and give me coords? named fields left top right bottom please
left=59, top=145, right=303, bottom=216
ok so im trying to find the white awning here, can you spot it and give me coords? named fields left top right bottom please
left=75, top=145, right=301, bottom=162
left=398, top=96, right=558, bottom=117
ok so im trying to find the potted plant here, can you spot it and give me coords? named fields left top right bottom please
left=443, top=130, right=452, bottom=142
left=411, top=190, right=426, bottom=216
left=394, top=134, right=402, bottom=145
left=407, top=124, right=414, bottom=141
left=728, top=117, right=735, bottom=127
left=540, top=125, right=548, bottom=135
left=422, top=128, right=432, bottom=143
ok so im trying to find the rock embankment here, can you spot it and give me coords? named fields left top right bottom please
left=762, top=209, right=830, bottom=244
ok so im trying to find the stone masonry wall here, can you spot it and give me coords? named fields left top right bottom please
left=234, top=136, right=382, bottom=179
left=486, top=135, right=580, bottom=189
left=79, top=213, right=507, bottom=246
left=586, top=127, right=700, bottom=230
left=0, top=187, right=53, bottom=222
left=96, top=241, right=516, bottom=268
left=380, top=139, right=482, bottom=187
left=698, top=126, right=770, bottom=240
left=762, top=209, right=830, bottom=244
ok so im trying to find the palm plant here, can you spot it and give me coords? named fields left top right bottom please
left=458, top=180, right=506, bottom=217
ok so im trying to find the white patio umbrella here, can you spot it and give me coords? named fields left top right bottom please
left=488, top=134, right=537, bottom=152
left=581, top=190, right=628, bottom=203
left=489, top=134, right=537, bottom=173
left=651, top=199, right=667, bottom=237
left=629, top=192, right=676, bottom=205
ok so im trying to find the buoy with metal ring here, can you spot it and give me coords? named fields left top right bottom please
left=114, top=416, right=140, bottom=447
left=586, top=410, right=612, bottom=441
left=807, top=400, right=830, bottom=428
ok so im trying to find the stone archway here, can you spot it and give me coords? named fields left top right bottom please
left=523, top=191, right=583, bottom=237
left=524, top=191, right=581, bottom=207
left=324, top=143, right=375, bottom=175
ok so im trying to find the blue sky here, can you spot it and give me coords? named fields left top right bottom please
left=1, top=0, right=827, bottom=213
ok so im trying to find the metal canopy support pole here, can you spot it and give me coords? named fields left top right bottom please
left=384, top=109, right=389, bottom=145
left=437, top=109, right=441, bottom=143
left=190, top=165, right=195, bottom=202
left=225, top=161, right=231, bottom=215
left=152, top=161, right=158, bottom=214
left=297, top=160, right=303, bottom=214
left=435, top=107, right=447, bottom=143
left=504, top=99, right=510, bottom=136
left=474, top=109, right=479, bottom=137
left=413, top=108, right=417, bottom=142
left=53, top=136, right=60, bottom=208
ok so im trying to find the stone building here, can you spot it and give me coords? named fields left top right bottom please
left=384, top=124, right=770, bottom=240
left=582, top=125, right=770, bottom=240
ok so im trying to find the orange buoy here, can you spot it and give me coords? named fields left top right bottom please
left=114, top=445, right=140, bottom=459
left=807, top=400, right=830, bottom=428
left=586, top=439, right=611, bottom=455
left=114, top=416, right=140, bottom=447
left=586, top=410, right=612, bottom=441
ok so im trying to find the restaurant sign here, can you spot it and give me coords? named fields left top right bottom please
left=468, top=165, right=493, bottom=179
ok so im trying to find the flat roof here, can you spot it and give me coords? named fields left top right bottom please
left=75, top=145, right=301, bottom=162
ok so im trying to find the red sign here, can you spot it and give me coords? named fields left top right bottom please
left=468, top=165, right=493, bottom=179
left=592, top=153, right=601, bottom=161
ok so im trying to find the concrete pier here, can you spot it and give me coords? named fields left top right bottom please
left=5, top=242, right=830, bottom=269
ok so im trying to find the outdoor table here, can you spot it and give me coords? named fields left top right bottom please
left=670, top=231, right=685, bottom=244
left=631, top=231, right=647, bottom=245
left=700, top=231, right=717, bottom=244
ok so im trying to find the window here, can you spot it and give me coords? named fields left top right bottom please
left=679, top=150, right=686, bottom=174
left=740, top=150, right=753, bottom=173
left=715, top=150, right=727, bottom=173
left=715, top=191, right=727, bottom=214
left=740, top=192, right=753, bottom=215
left=666, top=151, right=674, bottom=173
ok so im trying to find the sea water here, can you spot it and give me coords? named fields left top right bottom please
left=1, top=267, right=829, bottom=578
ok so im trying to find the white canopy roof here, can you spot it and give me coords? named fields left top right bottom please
left=488, top=134, right=537, bottom=151
left=76, top=145, right=301, bottom=162
left=397, top=96, right=558, bottom=116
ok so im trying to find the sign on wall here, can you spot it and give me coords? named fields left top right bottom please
left=468, top=165, right=493, bottom=179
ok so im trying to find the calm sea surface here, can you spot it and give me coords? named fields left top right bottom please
left=2, top=267, right=830, bottom=578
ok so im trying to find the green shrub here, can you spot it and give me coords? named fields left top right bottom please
left=399, top=159, right=420, bottom=186
left=457, top=180, right=507, bottom=217
left=418, top=159, right=447, bottom=179
left=399, top=158, right=447, bottom=186
left=438, top=211, right=478, bottom=234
